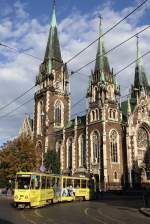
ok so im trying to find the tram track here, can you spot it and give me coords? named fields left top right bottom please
left=84, top=207, right=108, bottom=224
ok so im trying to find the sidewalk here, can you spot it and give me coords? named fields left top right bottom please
left=139, top=208, right=150, bottom=217
left=0, top=193, right=13, bottom=200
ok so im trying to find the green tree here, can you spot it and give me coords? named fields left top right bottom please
left=0, top=136, right=39, bottom=188
left=44, top=150, right=60, bottom=174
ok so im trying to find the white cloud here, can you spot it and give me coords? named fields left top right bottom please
left=14, top=0, right=29, bottom=20
left=0, top=1, right=149, bottom=145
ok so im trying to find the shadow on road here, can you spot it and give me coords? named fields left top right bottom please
left=0, top=219, right=14, bottom=224
left=94, top=191, right=145, bottom=209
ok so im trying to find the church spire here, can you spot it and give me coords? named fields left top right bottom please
left=51, top=0, right=57, bottom=27
left=134, top=35, right=149, bottom=91
left=95, top=16, right=111, bottom=82
left=44, top=0, right=62, bottom=73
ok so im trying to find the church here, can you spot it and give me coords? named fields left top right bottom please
left=33, top=2, right=150, bottom=190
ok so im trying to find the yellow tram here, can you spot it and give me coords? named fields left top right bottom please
left=14, top=172, right=96, bottom=208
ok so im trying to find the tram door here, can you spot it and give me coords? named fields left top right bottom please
left=52, top=177, right=61, bottom=200
left=62, top=178, right=74, bottom=199
left=40, top=176, right=46, bottom=202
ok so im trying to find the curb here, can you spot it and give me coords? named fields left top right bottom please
left=139, top=208, right=150, bottom=217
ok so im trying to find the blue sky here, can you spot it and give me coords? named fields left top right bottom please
left=0, top=0, right=150, bottom=146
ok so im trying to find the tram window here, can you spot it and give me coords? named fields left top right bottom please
left=16, top=175, right=31, bottom=189
left=47, top=177, right=51, bottom=188
left=87, top=180, right=90, bottom=188
left=81, top=180, right=86, bottom=188
left=90, top=179, right=94, bottom=189
left=74, top=179, right=80, bottom=188
left=52, top=177, right=55, bottom=187
left=35, top=176, right=40, bottom=189
left=63, top=178, right=66, bottom=188
left=66, top=179, right=73, bottom=187
left=41, top=176, right=46, bottom=189
left=30, top=179, right=34, bottom=189
left=56, top=178, right=60, bottom=187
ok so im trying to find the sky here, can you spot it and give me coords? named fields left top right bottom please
left=0, top=0, right=150, bottom=146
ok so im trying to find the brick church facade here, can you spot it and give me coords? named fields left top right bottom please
left=33, top=2, right=150, bottom=190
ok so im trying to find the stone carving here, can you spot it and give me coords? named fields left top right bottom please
left=137, top=127, right=148, bottom=148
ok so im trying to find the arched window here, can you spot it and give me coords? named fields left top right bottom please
left=110, top=130, right=118, bottom=163
left=113, top=110, right=116, bottom=119
left=54, top=100, right=63, bottom=127
left=95, top=109, right=99, bottom=120
left=78, top=135, right=86, bottom=167
left=91, top=130, right=100, bottom=163
left=92, top=86, right=97, bottom=102
left=137, top=127, right=149, bottom=148
left=92, top=110, right=95, bottom=121
left=114, top=171, right=117, bottom=179
left=37, top=101, right=43, bottom=135
left=66, top=138, right=73, bottom=169
left=56, top=141, right=62, bottom=162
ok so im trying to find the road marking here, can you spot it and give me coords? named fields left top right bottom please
left=84, top=208, right=108, bottom=224
left=21, top=211, right=37, bottom=224
left=117, top=206, right=150, bottom=220
left=34, top=209, right=43, bottom=218
left=97, top=208, right=126, bottom=224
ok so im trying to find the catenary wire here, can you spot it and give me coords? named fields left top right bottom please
left=71, top=25, right=150, bottom=75
left=0, top=86, right=35, bottom=112
left=0, top=0, right=148, bottom=67
left=0, top=43, right=42, bottom=61
left=0, top=97, right=34, bottom=119
left=66, top=0, right=149, bottom=64
left=0, top=25, right=148, bottom=113
left=0, top=0, right=148, bottom=116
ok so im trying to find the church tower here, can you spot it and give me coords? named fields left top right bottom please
left=34, top=1, right=70, bottom=152
left=126, top=36, right=150, bottom=188
left=86, top=17, right=124, bottom=190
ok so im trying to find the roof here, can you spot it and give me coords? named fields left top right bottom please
left=121, top=97, right=137, bottom=120
left=65, top=119, right=75, bottom=129
left=44, top=3, right=62, bottom=72
left=133, top=37, right=149, bottom=92
left=77, top=115, right=86, bottom=127
left=36, top=1, right=62, bottom=84
left=94, top=18, right=112, bottom=83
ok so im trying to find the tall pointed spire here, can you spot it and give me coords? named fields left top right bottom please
left=95, top=16, right=111, bottom=82
left=51, top=0, right=57, bottom=27
left=134, top=35, right=149, bottom=90
left=44, top=0, right=62, bottom=73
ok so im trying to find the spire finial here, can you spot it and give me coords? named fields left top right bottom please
left=51, top=0, right=57, bottom=27
left=98, top=15, right=103, bottom=33
left=98, top=15, right=103, bottom=24
left=53, top=0, right=56, bottom=10
left=136, top=34, right=139, bottom=63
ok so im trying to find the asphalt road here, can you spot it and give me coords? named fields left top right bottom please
left=0, top=195, right=150, bottom=224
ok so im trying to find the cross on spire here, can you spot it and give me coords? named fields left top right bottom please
left=98, top=15, right=103, bottom=25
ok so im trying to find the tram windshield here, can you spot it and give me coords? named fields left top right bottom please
left=16, top=174, right=31, bottom=189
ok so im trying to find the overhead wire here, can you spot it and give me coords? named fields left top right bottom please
left=0, top=43, right=42, bottom=61
left=0, top=86, right=35, bottom=112
left=66, top=0, right=149, bottom=64
left=1, top=48, right=149, bottom=121
left=71, top=25, right=150, bottom=75
left=0, top=0, right=149, bottom=119
left=0, top=97, right=34, bottom=119
left=1, top=24, right=148, bottom=114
